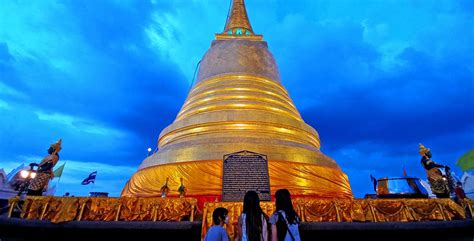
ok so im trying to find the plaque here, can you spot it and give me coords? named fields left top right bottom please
left=222, top=150, right=271, bottom=202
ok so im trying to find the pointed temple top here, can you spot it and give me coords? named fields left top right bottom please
left=216, top=0, right=263, bottom=41
left=224, top=0, right=253, bottom=35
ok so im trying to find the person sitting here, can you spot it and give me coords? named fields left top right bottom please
left=237, top=191, right=268, bottom=241
left=269, top=189, right=301, bottom=241
left=204, top=207, right=230, bottom=241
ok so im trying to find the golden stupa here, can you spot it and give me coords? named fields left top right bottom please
left=122, top=0, right=353, bottom=200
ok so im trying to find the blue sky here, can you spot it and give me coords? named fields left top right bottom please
left=0, top=0, right=472, bottom=198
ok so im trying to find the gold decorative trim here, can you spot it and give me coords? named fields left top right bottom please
left=176, top=103, right=303, bottom=122
left=181, top=87, right=295, bottom=115
left=158, top=121, right=320, bottom=148
left=191, top=74, right=288, bottom=95
left=180, top=95, right=297, bottom=115
left=215, top=34, right=263, bottom=41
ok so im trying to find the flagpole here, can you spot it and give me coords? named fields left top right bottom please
left=90, top=181, right=95, bottom=195
left=54, top=176, right=60, bottom=196
left=55, top=161, right=66, bottom=196
left=82, top=171, right=97, bottom=196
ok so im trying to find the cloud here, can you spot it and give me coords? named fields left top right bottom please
left=0, top=42, right=13, bottom=64
left=0, top=99, right=10, bottom=110
left=0, top=82, right=27, bottom=100
left=35, top=111, right=126, bottom=137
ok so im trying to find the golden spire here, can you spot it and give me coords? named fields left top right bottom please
left=216, top=0, right=262, bottom=41
left=224, top=0, right=254, bottom=35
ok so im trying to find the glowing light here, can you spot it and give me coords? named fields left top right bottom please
left=20, top=170, right=29, bottom=178
left=147, top=148, right=152, bottom=152
left=30, top=172, right=37, bottom=178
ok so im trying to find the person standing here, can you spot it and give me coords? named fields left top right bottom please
left=205, top=207, right=230, bottom=241
left=237, top=191, right=268, bottom=241
left=269, top=189, right=301, bottom=241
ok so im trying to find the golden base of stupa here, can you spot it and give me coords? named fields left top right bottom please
left=122, top=159, right=352, bottom=200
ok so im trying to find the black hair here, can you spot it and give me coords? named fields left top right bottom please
left=212, top=207, right=228, bottom=225
left=47, top=146, right=60, bottom=158
left=243, top=190, right=265, bottom=241
left=275, top=189, right=298, bottom=224
left=48, top=146, right=55, bottom=154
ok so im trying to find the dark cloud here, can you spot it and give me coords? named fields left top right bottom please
left=302, top=45, right=474, bottom=149
left=9, top=1, right=187, bottom=136
left=0, top=1, right=187, bottom=169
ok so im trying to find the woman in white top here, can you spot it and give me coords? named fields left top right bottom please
left=237, top=191, right=268, bottom=241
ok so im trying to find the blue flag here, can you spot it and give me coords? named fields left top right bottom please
left=81, top=171, right=97, bottom=185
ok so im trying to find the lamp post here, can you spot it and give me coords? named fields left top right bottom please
left=147, top=147, right=152, bottom=157
left=17, top=163, right=38, bottom=197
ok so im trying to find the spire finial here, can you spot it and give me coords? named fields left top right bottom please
left=223, top=0, right=254, bottom=36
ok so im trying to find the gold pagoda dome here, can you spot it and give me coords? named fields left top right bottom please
left=122, top=0, right=353, bottom=200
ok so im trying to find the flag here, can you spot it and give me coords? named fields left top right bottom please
left=53, top=163, right=66, bottom=178
left=81, top=171, right=97, bottom=185
left=456, top=148, right=474, bottom=172
left=6, top=163, right=25, bottom=182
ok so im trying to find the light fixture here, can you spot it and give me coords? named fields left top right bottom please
left=20, top=170, right=29, bottom=179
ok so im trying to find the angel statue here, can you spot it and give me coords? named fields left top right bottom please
left=27, top=139, right=62, bottom=196
left=160, top=177, right=170, bottom=198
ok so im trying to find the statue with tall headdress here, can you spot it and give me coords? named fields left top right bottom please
left=27, top=139, right=62, bottom=196
left=418, top=143, right=454, bottom=198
